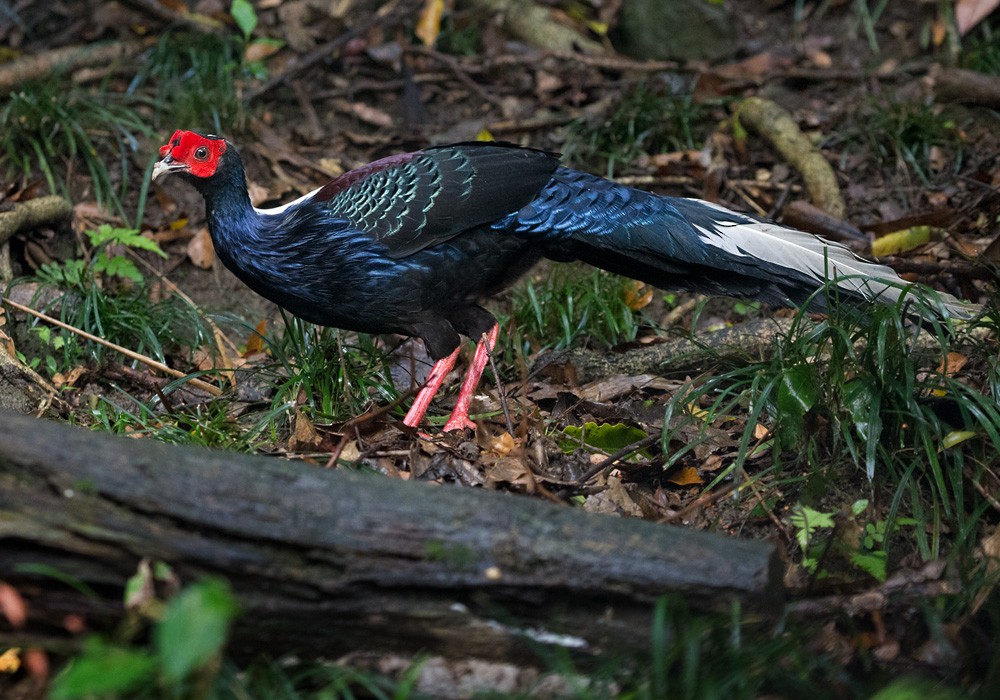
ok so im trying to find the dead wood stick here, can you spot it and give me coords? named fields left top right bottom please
left=244, top=1, right=403, bottom=103
left=737, top=96, right=846, bottom=219
left=534, top=315, right=982, bottom=385
left=0, top=196, right=73, bottom=245
left=0, top=410, right=783, bottom=662
left=535, top=318, right=797, bottom=384
left=0, top=43, right=140, bottom=94
left=406, top=46, right=507, bottom=110
left=0, top=341, right=57, bottom=414
left=472, top=0, right=605, bottom=55
left=119, top=0, right=224, bottom=32
left=927, top=66, right=1000, bottom=110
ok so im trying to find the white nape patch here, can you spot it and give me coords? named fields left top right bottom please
left=253, top=186, right=323, bottom=216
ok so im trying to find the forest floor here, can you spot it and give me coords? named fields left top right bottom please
left=2, top=0, right=1000, bottom=697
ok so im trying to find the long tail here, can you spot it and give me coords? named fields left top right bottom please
left=511, top=168, right=976, bottom=319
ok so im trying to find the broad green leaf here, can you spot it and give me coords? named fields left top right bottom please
left=120, top=233, right=168, bottom=258
left=852, top=550, right=887, bottom=581
left=49, top=638, right=156, bottom=699
left=790, top=504, right=836, bottom=550
left=231, top=0, right=258, bottom=41
left=777, top=364, right=818, bottom=417
left=155, top=578, right=238, bottom=683
left=561, top=422, right=649, bottom=457
left=942, top=430, right=977, bottom=449
left=844, top=378, right=882, bottom=479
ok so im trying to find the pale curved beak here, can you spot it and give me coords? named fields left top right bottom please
left=151, top=156, right=188, bottom=181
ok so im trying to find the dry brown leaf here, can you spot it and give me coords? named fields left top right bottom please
left=338, top=440, right=361, bottom=462
left=416, top=0, right=444, bottom=47
left=192, top=346, right=217, bottom=372
left=124, top=559, right=156, bottom=611
left=247, top=180, right=270, bottom=206
left=938, top=351, right=969, bottom=377
left=806, top=49, right=832, bottom=68
left=51, top=366, right=86, bottom=389
left=346, top=101, right=394, bottom=128
left=956, top=0, right=1000, bottom=35
left=187, top=227, right=216, bottom=269
left=0, top=582, right=27, bottom=628
left=972, top=527, right=1000, bottom=614
left=0, top=310, right=16, bottom=357
left=583, top=476, right=643, bottom=517
left=244, top=39, right=281, bottom=63
left=713, top=50, right=795, bottom=81
left=486, top=431, right=516, bottom=456
left=244, top=319, right=268, bottom=357
left=0, top=647, right=20, bottom=673
left=289, top=410, right=322, bottom=451
left=484, top=456, right=534, bottom=490
left=624, top=281, right=653, bottom=310
left=23, top=648, right=48, bottom=680
left=666, top=466, right=702, bottom=486
left=63, top=614, right=86, bottom=634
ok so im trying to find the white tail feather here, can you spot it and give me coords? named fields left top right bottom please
left=688, top=199, right=976, bottom=319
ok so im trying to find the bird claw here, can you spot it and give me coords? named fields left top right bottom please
left=442, top=413, right=477, bottom=432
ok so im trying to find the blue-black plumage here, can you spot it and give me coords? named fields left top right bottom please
left=153, top=131, right=974, bottom=430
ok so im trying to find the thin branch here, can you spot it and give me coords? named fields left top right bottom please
left=1, top=297, right=222, bottom=396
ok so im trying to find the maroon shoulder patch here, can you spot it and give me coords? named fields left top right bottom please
left=314, top=151, right=417, bottom=201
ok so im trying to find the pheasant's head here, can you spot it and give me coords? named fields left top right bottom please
left=152, top=130, right=228, bottom=182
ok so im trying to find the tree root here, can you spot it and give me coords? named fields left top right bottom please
left=0, top=341, right=56, bottom=415
left=926, top=65, right=1000, bottom=110
left=534, top=318, right=796, bottom=384
left=473, top=0, right=605, bottom=55
left=0, top=42, right=139, bottom=94
left=0, top=195, right=73, bottom=245
left=737, top=96, right=846, bottom=219
left=534, top=316, right=990, bottom=385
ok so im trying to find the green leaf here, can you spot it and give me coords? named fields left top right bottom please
left=561, top=422, right=649, bottom=457
left=789, top=504, right=836, bottom=550
left=86, top=225, right=167, bottom=258
left=99, top=255, right=144, bottom=282
left=852, top=551, right=887, bottom=581
left=120, top=232, right=168, bottom=258
left=155, top=578, right=238, bottom=683
left=231, top=0, right=258, bottom=41
left=49, top=637, right=157, bottom=699
left=777, top=364, right=818, bottom=417
left=844, top=378, right=882, bottom=479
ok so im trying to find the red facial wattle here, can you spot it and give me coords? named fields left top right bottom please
left=154, top=130, right=226, bottom=179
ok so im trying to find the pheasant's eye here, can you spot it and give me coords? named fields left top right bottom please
left=194, top=146, right=209, bottom=160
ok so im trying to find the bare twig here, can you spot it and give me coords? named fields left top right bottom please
left=0, top=43, right=141, bottom=94
left=0, top=196, right=73, bottom=245
left=244, top=1, right=405, bottom=103
left=1, top=297, right=222, bottom=397
left=578, top=433, right=661, bottom=484
left=406, top=46, right=507, bottom=110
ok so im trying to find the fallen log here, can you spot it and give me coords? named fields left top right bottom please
left=0, top=411, right=782, bottom=663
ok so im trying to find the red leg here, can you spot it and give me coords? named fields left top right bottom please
left=443, top=323, right=499, bottom=432
left=402, top=346, right=460, bottom=428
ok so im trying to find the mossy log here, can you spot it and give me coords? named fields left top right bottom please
left=0, top=411, right=782, bottom=662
